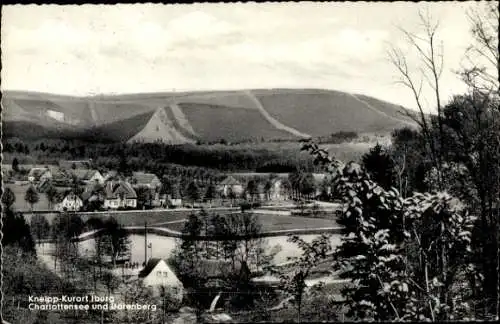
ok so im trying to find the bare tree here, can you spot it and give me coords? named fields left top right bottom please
left=458, top=2, right=499, bottom=318
left=387, top=9, right=446, bottom=188
left=459, top=1, right=500, bottom=96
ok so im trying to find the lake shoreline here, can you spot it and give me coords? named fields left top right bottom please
left=72, top=225, right=343, bottom=242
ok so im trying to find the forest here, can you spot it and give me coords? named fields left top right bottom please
left=2, top=138, right=320, bottom=174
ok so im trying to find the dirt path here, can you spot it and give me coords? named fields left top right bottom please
left=244, top=90, right=311, bottom=139
left=349, top=93, right=416, bottom=127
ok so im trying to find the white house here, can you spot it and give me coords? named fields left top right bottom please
left=138, top=258, right=184, bottom=303
left=104, top=181, right=137, bottom=209
left=217, top=176, right=244, bottom=197
left=56, top=192, right=83, bottom=211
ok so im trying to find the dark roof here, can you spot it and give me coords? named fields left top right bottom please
left=138, top=258, right=163, bottom=278
left=28, top=168, right=50, bottom=179
left=131, top=172, right=160, bottom=186
left=37, top=179, right=52, bottom=193
left=72, top=169, right=99, bottom=181
left=105, top=181, right=137, bottom=199
left=81, top=189, right=102, bottom=202
left=51, top=168, right=70, bottom=179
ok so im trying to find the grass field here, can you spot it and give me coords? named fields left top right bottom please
left=77, top=209, right=226, bottom=226
left=180, top=103, right=296, bottom=142
left=159, top=211, right=339, bottom=233
left=255, top=89, right=412, bottom=137
left=6, top=183, right=51, bottom=211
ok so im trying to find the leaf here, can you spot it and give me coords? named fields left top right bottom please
left=379, top=244, right=397, bottom=251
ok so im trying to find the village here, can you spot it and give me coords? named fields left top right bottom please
left=3, top=158, right=334, bottom=213
left=4, top=1, right=498, bottom=323
left=3, top=159, right=343, bottom=323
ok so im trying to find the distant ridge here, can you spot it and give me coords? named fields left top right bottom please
left=2, top=88, right=418, bottom=143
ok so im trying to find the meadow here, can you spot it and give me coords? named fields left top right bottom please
left=6, top=183, right=51, bottom=211
left=157, top=211, right=340, bottom=233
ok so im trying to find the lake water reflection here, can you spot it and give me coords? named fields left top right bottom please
left=79, top=233, right=342, bottom=265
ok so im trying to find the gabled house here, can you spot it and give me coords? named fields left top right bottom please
left=71, top=169, right=104, bottom=185
left=28, top=167, right=52, bottom=183
left=217, top=176, right=244, bottom=197
left=56, top=192, right=83, bottom=212
left=104, top=181, right=137, bottom=209
left=51, top=168, right=72, bottom=186
left=81, top=182, right=106, bottom=211
left=37, top=178, right=53, bottom=193
left=130, top=172, right=162, bottom=206
left=130, top=172, right=161, bottom=190
left=138, top=258, right=184, bottom=302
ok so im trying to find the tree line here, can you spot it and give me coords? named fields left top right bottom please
left=2, top=138, right=319, bottom=173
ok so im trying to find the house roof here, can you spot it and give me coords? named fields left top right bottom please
left=131, top=172, right=160, bottom=186
left=138, top=258, right=181, bottom=279
left=81, top=188, right=102, bottom=202
left=219, top=176, right=241, bottom=186
left=270, top=178, right=282, bottom=186
left=105, top=181, right=137, bottom=199
left=104, top=171, right=119, bottom=180
left=63, top=192, right=82, bottom=202
left=28, top=168, right=50, bottom=179
left=138, top=258, right=163, bottom=278
left=72, top=169, right=99, bottom=181
left=52, top=168, right=71, bottom=180
left=37, top=179, right=52, bottom=193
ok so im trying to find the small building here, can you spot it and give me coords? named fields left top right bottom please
left=130, top=172, right=161, bottom=189
left=72, top=169, right=105, bottom=185
left=157, top=194, right=182, bottom=208
left=217, top=176, right=244, bottom=197
left=168, top=196, right=183, bottom=208
left=104, top=181, right=137, bottom=209
left=51, top=168, right=72, bottom=186
left=28, top=167, right=52, bottom=183
left=56, top=192, right=83, bottom=211
left=268, top=178, right=290, bottom=201
left=138, top=258, right=184, bottom=303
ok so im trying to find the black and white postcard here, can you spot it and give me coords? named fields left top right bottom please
left=1, top=2, right=499, bottom=323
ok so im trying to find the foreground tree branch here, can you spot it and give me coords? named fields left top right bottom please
left=388, top=9, right=446, bottom=189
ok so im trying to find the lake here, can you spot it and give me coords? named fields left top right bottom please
left=78, top=233, right=342, bottom=265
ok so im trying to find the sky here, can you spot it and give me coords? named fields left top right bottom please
left=0, top=2, right=486, bottom=111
